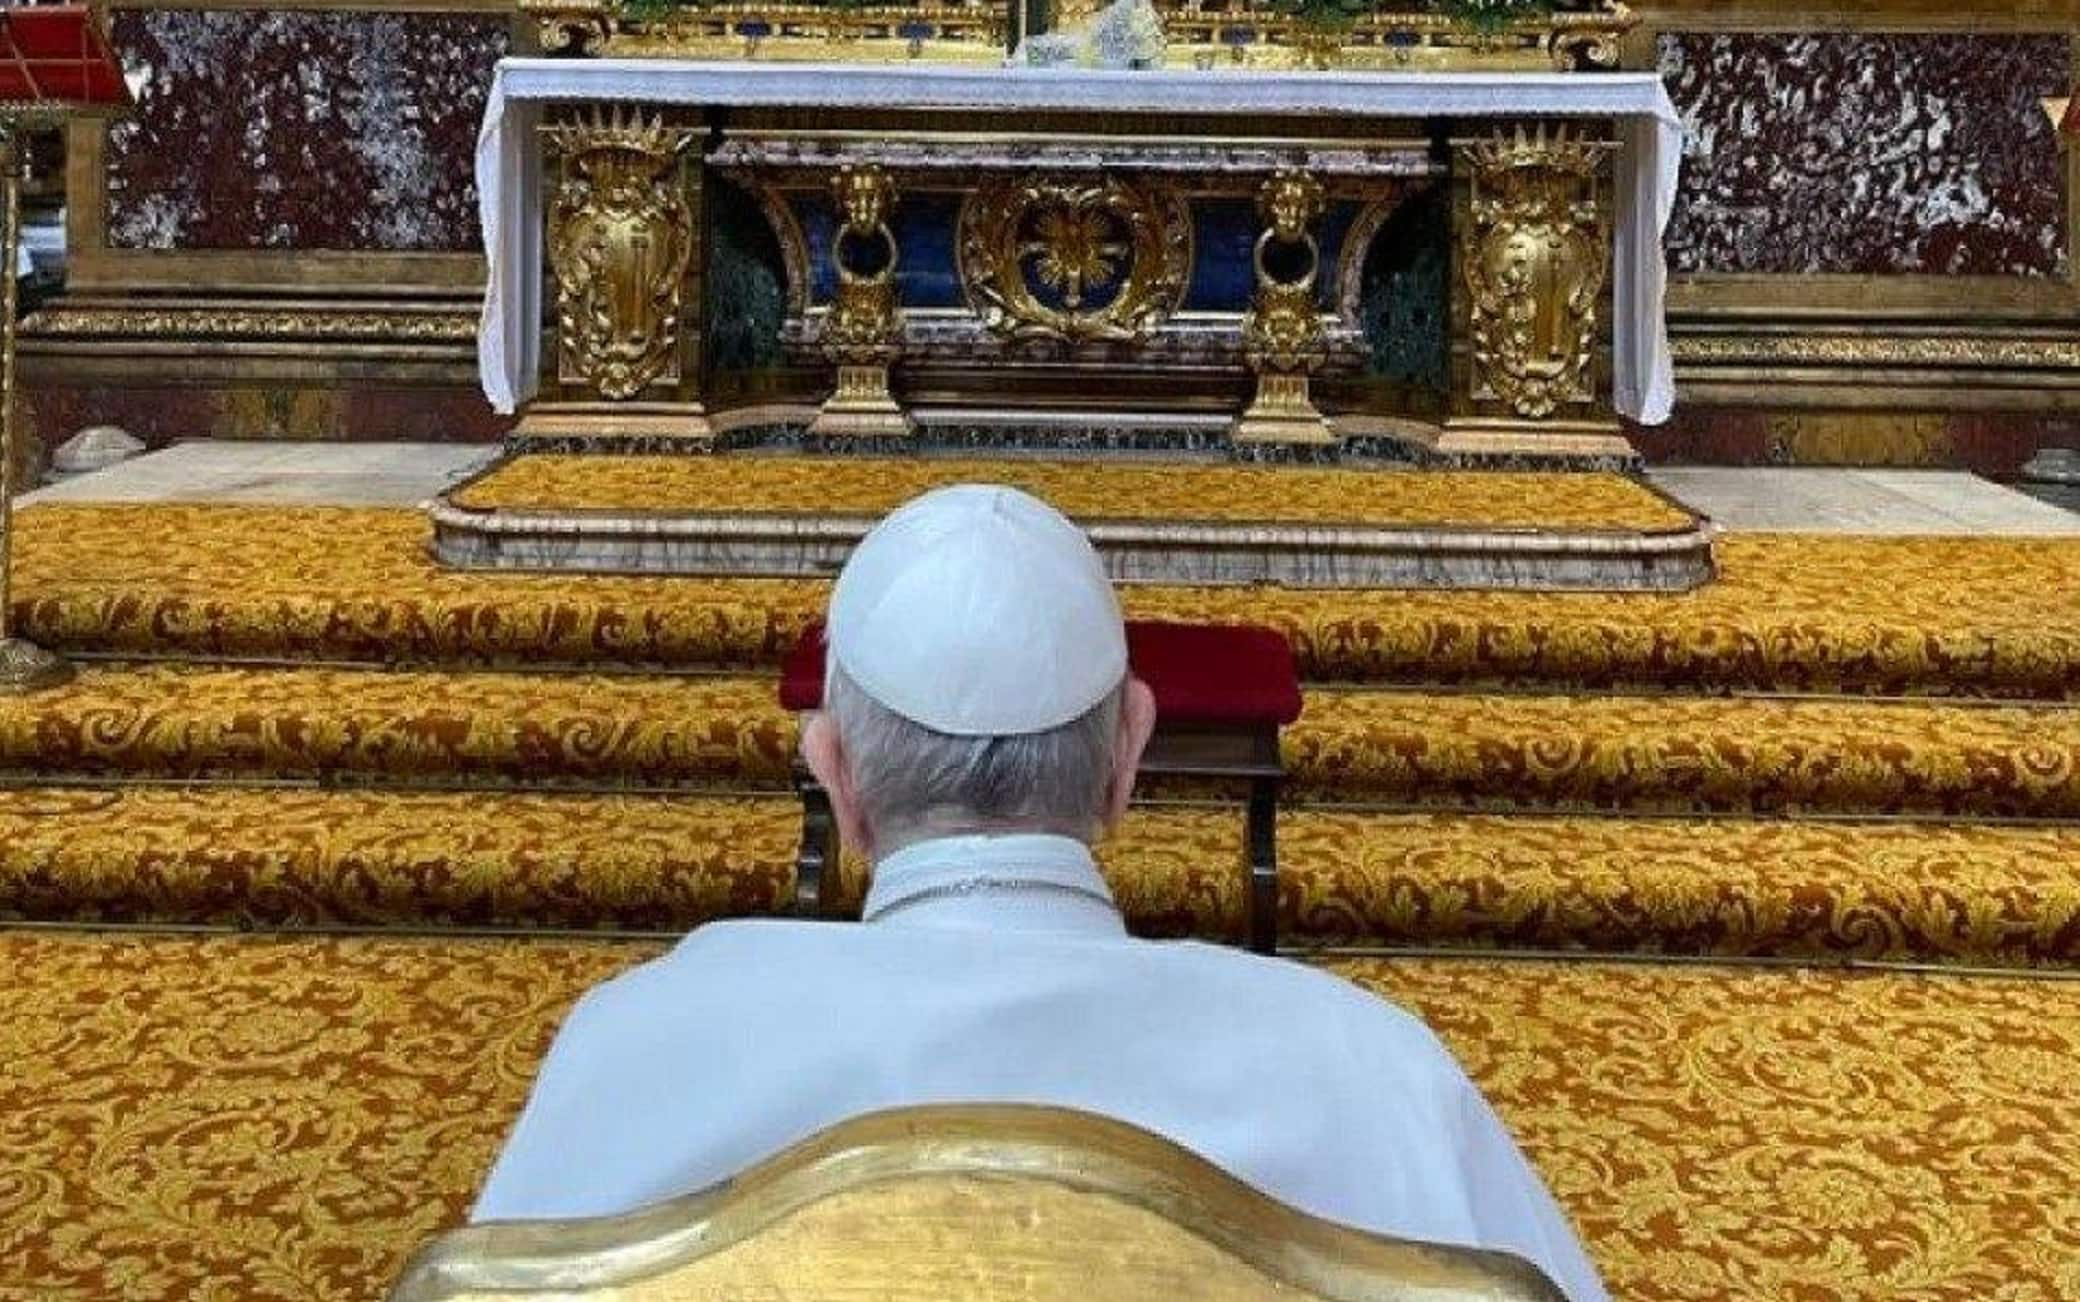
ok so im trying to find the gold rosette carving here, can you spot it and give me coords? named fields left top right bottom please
left=958, top=175, right=1190, bottom=346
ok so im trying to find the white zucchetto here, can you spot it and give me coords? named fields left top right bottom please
left=828, top=484, right=1128, bottom=737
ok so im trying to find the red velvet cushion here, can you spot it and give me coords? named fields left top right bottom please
left=779, top=620, right=1301, bottom=726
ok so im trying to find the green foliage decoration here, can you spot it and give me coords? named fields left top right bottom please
left=1273, top=0, right=1563, bottom=33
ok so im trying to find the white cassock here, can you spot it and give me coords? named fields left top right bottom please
left=475, top=832, right=1609, bottom=1302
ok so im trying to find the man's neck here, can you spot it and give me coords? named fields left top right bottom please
left=861, top=832, right=1125, bottom=936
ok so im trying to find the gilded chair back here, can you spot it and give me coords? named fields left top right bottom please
left=391, top=1103, right=1568, bottom=1302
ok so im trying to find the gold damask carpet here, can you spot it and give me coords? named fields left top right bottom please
left=9, top=792, right=2080, bottom=965
left=5, top=930, right=2076, bottom=1302
left=449, top=455, right=1699, bottom=532
left=13, top=503, right=2080, bottom=694
left=7, top=664, right=2076, bottom=818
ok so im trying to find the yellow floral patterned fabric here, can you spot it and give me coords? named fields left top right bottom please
left=6, top=932, right=2079, bottom=1301
left=0, top=788, right=795, bottom=931
left=14, top=503, right=2080, bottom=695
left=451, top=455, right=1697, bottom=532
left=1335, top=958, right=2080, bottom=1302
left=10, top=791, right=2080, bottom=966
left=1281, top=810, right=2080, bottom=965
left=0, top=663, right=794, bottom=788
left=6, top=661, right=2075, bottom=821
left=1284, top=689, right=2080, bottom=817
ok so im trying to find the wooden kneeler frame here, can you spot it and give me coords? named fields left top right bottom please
left=782, top=622, right=1303, bottom=954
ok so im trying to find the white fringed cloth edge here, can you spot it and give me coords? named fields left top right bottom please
left=475, top=60, right=1683, bottom=424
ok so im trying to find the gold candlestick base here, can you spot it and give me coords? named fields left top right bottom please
left=0, top=637, right=71, bottom=694
left=1232, top=371, right=1337, bottom=446
left=809, top=364, right=914, bottom=439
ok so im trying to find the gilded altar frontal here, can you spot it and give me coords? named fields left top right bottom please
left=4, top=3, right=2080, bottom=1302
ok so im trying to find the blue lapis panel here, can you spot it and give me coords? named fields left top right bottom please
left=790, top=191, right=966, bottom=310
left=1184, top=199, right=1258, bottom=312
left=796, top=190, right=1375, bottom=314
left=1314, top=200, right=1361, bottom=309
left=895, top=193, right=965, bottom=309
left=796, top=193, right=838, bottom=305
left=1184, top=197, right=1370, bottom=312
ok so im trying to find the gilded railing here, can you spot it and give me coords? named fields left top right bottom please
left=520, top=0, right=1634, bottom=71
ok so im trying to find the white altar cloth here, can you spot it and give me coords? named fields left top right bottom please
left=476, top=60, right=1682, bottom=423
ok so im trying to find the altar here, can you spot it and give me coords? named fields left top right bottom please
left=475, top=60, right=1681, bottom=459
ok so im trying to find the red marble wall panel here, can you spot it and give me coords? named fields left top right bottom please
left=20, top=384, right=510, bottom=459
left=104, top=9, right=507, bottom=252
left=1662, top=32, right=2071, bottom=277
left=1630, top=406, right=2080, bottom=476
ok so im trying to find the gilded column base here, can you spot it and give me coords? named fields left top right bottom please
left=1435, top=416, right=1634, bottom=461
left=511, top=400, right=714, bottom=443
left=1232, top=372, right=1337, bottom=447
left=0, top=637, right=72, bottom=695
left=809, top=364, right=913, bottom=439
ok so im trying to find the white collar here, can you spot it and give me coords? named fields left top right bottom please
left=862, top=833, right=1126, bottom=937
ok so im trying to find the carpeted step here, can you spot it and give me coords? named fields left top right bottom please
left=1281, top=810, right=2080, bottom=967
left=0, top=788, right=800, bottom=932
left=10, top=788, right=2080, bottom=968
left=0, top=663, right=797, bottom=788
left=17, top=502, right=2080, bottom=697
left=1285, top=690, right=2080, bottom=818
left=3, top=928, right=2073, bottom=1302
left=0, top=788, right=1251, bottom=940
left=11, top=663, right=2080, bottom=822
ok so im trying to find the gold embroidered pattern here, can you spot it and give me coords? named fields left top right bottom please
left=5, top=935, right=2078, bottom=1301
left=452, top=456, right=1693, bottom=531
left=11, top=504, right=2080, bottom=697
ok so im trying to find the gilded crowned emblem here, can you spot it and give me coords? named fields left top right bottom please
left=1458, top=123, right=1614, bottom=420
left=544, top=107, right=698, bottom=402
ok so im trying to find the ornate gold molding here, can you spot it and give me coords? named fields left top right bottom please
left=522, top=0, right=1005, bottom=63
left=1672, top=333, right=2080, bottom=369
left=958, top=174, right=1190, bottom=346
left=1458, top=124, right=1614, bottom=421
left=23, top=306, right=477, bottom=342
left=544, top=107, right=698, bottom=403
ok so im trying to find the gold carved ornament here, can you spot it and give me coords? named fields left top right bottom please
left=822, top=164, right=903, bottom=361
left=1459, top=124, right=1613, bottom=421
left=812, top=164, right=912, bottom=437
left=544, top=108, right=698, bottom=403
left=1235, top=169, right=1335, bottom=446
left=957, top=175, right=1190, bottom=345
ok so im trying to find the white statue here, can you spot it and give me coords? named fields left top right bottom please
left=1019, top=0, right=1165, bottom=70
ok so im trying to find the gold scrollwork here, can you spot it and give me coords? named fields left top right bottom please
left=958, top=175, right=1190, bottom=346
left=1458, top=123, right=1613, bottom=421
left=1671, top=333, right=2080, bottom=369
left=812, top=164, right=911, bottom=437
left=1236, top=169, right=1335, bottom=445
left=544, top=107, right=698, bottom=403
left=23, top=308, right=478, bottom=343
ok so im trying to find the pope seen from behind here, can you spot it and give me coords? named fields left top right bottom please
left=473, top=483, right=1608, bottom=1301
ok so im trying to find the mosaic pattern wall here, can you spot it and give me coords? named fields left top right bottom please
left=105, top=9, right=507, bottom=252
left=1661, top=32, right=2071, bottom=278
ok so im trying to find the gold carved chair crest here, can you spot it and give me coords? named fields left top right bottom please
left=390, top=1104, right=1567, bottom=1301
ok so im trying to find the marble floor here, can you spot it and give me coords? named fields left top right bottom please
left=21, top=440, right=497, bottom=508
left=20, top=439, right=2080, bottom=536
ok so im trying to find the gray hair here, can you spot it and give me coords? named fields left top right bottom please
left=825, top=662, right=1123, bottom=853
